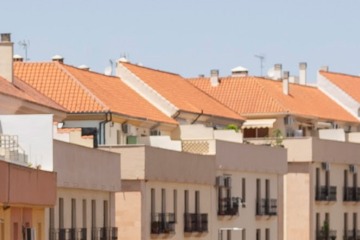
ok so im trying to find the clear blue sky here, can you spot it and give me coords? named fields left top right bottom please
left=1, top=1, right=360, bottom=82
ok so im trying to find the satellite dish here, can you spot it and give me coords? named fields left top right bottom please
left=104, top=66, right=112, bottom=76
left=267, top=67, right=275, bottom=78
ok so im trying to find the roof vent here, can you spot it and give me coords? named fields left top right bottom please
left=118, top=57, right=129, bottom=63
left=78, top=64, right=90, bottom=71
left=52, top=55, right=64, bottom=63
left=0, top=33, right=11, bottom=42
left=13, top=54, right=23, bottom=62
left=231, top=65, right=248, bottom=77
left=210, top=69, right=219, bottom=87
left=320, top=66, right=329, bottom=72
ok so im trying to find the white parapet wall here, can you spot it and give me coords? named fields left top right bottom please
left=319, top=128, right=346, bottom=142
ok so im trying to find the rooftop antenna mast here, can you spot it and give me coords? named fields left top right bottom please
left=254, top=54, right=265, bottom=76
left=18, top=40, right=30, bottom=61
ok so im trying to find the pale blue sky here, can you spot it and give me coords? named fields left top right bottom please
left=1, top=1, right=360, bottom=82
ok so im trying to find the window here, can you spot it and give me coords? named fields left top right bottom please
left=173, top=190, right=177, bottom=222
left=104, top=200, right=109, bottom=228
left=344, top=213, right=348, bottom=239
left=256, top=179, right=261, bottom=200
left=256, top=229, right=261, bottom=240
left=265, top=228, right=270, bottom=240
left=242, top=229, right=246, bottom=240
left=227, top=229, right=232, bottom=240
left=71, top=199, right=76, bottom=229
left=49, top=208, right=55, bottom=240
left=91, top=200, right=96, bottom=228
left=83, top=199, right=87, bottom=228
left=184, top=190, right=189, bottom=213
left=195, top=191, right=200, bottom=214
left=242, top=178, right=246, bottom=204
left=161, top=189, right=166, bottom=213
left=59, top=198, right=64, bottom=229
left=265, top=179, right=270, bottom=199
left=151, top=188, right=155, bottom=214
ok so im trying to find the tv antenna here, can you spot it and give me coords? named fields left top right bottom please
left=254, top=54, right=265, bottom=76
left=18, top=40, right=30, bottom=61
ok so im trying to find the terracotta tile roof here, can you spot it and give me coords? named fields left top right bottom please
left=0, top=76, right=66, bottom=112
left=320, top=71, right=360, bottom=103
left=120, top=62, right=245, bottom=121
left=189, top=76, right=358, bottom=123
left=14, top=62, right=176, bottom=124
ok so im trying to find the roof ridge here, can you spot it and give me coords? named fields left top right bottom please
left=123, top=62, right=181, bottom=77
left=179, top=75, right=245, bottom=120
left=321, top=70, right=360, bottom=79
left=253, top=77, right=290, bottom=113
left=56, top=62, right=110, bottom=111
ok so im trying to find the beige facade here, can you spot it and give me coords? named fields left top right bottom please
left=100, top=136, right=287, bottom=240
left=48, top=140, right=121, bottom=240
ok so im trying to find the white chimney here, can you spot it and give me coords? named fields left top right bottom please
left=299, top=62, right=307, bottom=85
left=283, top=71, right=289, bottom=95
left=0, top=33, right=14, bottom=83
left=210, top=69, right=219, bottom=87
left=231, top=66, right=248, bottom=77
left=13, top=54, right=23, bottom=62
left=52, top=55, right=64, bottom=64
left=274, top=64, right=282, bottom=80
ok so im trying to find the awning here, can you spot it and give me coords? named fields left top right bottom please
left=241, top=119, right=276, bottom=129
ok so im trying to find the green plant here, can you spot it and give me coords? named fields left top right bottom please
left=272, top=129, right=283, bottom=147
left=225, top=124, right=239, bottom=133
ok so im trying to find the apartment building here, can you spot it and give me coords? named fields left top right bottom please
left=0, top=33, right=123, bottom=240
left=189, top=64, right=360, bottom=240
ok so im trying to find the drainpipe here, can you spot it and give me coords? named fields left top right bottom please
left=98, top=112, right=112, bottom=145
left=191, top=110, right=204, bottom=124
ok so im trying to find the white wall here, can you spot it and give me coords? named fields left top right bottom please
left=0, top=114, right=53, bottom=170
left=319, top=129, right=346, bottom=142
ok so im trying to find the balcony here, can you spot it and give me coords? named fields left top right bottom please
left=151, top=213, right=175, bottom=234
left=184, top=213, right=208, bottom=233
left=256, top=199, right=277, bottom=216
left=315, top=186, right=337, bottom=201
left=266, top=199, right=277, bottom=215
left=344, top=187, right=358, bottom=202
left=91, top=227, right=118, bottom=240
left=344, top=230, right=360, bottom=240
left=0, top=134, right=27, bottom=165
left=50, top=228, right=84, bottom=240
left=218, top=197, right=239, bottom=216
left=316, top=229, right=337, bottom=240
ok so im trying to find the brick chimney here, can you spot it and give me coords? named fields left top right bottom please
left=0, top=33, right=14, bottom=83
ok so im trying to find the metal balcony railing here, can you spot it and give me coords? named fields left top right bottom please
left=151, top=213, right=176, bottom=234
left=315, top=186, right=337, bottom=201
left=49, top=228, right=84, bottom=240
left=218, top=197, right=239, bottom=216
left=0, top=134, right=27, bottom=165
left=316, top=229, right=337, bottom=240
left=184, top=213, right=208, bottom=233
left=91, top=227, right=118, bottom=240
left=256, top=198, right=277, bottom=216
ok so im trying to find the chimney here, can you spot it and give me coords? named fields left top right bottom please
left=283, top=71, right=289, bottom=95
left=231, top=66, right=248, bottom=77
left=210, top=69, right=219, bottom=87
left=320, top=66, right=329, bottom=72
left=0, top=33, right=14, bottom=83
left=274, top=64, right=282, bottom=80
left=52, top=55, right=64, bottom=64
left=299, top=62, right=307, bottom=85
left=13, top=54, right=23, bottom=62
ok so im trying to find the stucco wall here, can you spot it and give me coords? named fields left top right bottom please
left=54, top=140, right=121, bottom=192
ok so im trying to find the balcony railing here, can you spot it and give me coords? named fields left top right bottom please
left=91, top=227, right=118, bottom=240
left=151, top=213, right=175, bottom=234
left=218, top=197, right=239, bottom=216
left=315, top=186, right=337, bottom=201
left=50, top=228, right=88, bottom=240
left=266, top=199, right=277, bottom=215
left=256, top=198, right=277, bottom=216
left=316, top=229, right=337, bottom=240
left=0, top=134, right=27, bottom=165
left=184, top=213, right=208, bottom=233
left=344, top=187, right=360, bottom=202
